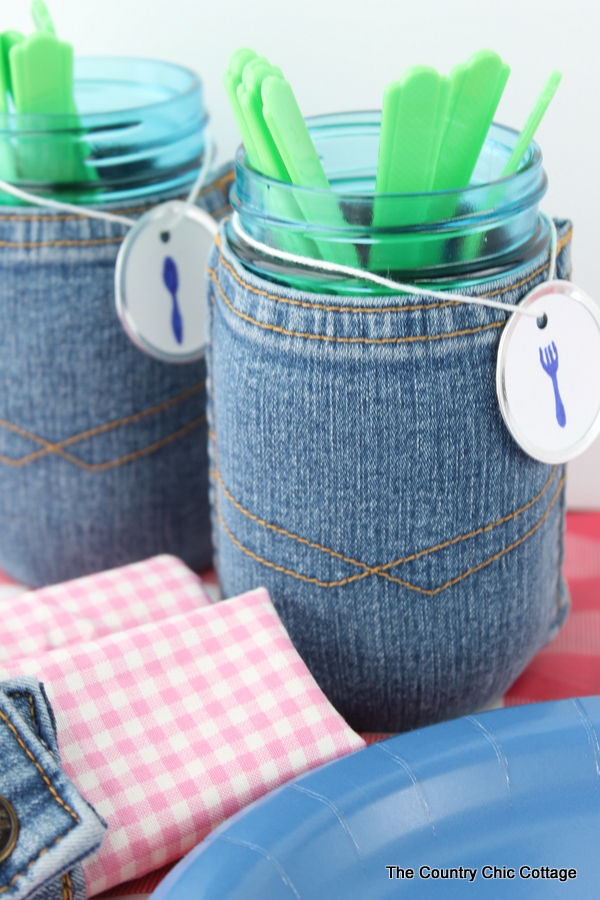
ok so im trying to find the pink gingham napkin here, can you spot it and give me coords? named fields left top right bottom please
left=1, top=587, right=365, bottom=895
left=0, top=555, right=211, bottom=663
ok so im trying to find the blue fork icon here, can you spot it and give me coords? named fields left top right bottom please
left=539, top=342, right=566, bottom=428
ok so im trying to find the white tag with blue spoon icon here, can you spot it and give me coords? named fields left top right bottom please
left=497, top=280, right=600, bottom=463
left=115, top=200, right=217, bottom=363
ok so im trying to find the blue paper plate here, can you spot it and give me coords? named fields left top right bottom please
left=151, top=697, right=600, bottom=898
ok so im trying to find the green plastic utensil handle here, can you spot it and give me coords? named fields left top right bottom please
left=261, top=76, right=329, bottom=189
left=223, top=49, right=260, bottom=165
left=376, top=66, right=449, bottom=195
left=10, top=31, right=75, bottom=114
left=502, top=71, right=562, bottom=177
left=238, top=64, right=289, bottom=182
left=262, top=75, right=358, bottom=267
left=433, top=50, right=510, bottom=190
left=0, top=31, right=24, bottom=109
left=31, top=0, right=57, bottom=35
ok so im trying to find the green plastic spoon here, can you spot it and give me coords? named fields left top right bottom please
left=225, top=50, right=319, bottom=259
left=8, top=3, right=97, bottom=187
left=238, top=59, right=288, bottom=181
left=223, top=48, right=260, bottom=168
left=376, top=66, right=449, bottom=195
left=433, top=50, right=510, bottom=190
left=0, top=30, right=23, bottom=111
left=502, top=71, right=562, bottom=177
left=0, top=31, right=23, bottom=180
left=261, top=74, right=358, bottom=267
left=261, top=75, right=329, bottom=189
left=372, top=65, right=450, bottom=271
left=10, top=31, right=76, bottom=115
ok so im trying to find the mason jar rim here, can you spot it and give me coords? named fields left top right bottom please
left=0, top=57, right=205, bottom=131
left=234, top=112, right=541, bottom=202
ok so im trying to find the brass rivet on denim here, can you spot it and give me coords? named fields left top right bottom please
left=0, top=796, right=19, bottom=863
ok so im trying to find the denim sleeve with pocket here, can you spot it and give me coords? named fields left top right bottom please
left=207, top=219, right=573, bottom=733
left=0, top=163, right=233, bottom=587
left=0, top=677, right=106, bottom=900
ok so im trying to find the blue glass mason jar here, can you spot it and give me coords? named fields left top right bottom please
left=0, top=58, right=232, bottom=586
left=208, top=111, right=572, bottom=732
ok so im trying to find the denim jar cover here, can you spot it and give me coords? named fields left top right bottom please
left=0, top=164, right=233, bottom=587
left=207, top=219, right=572, bottom=734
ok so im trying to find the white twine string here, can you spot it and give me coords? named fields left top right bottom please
left=231, top=210, right=558, bottom=321
left=0, top=149, right=557, bottom=323
left=0, top=131, right=216, bottom=231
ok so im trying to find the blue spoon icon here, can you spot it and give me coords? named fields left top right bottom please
left=162, top=256, right=183, bottom=345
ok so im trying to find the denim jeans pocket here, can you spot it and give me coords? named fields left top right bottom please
left=207, top=219, right=572, bottom=732
left=0, top=677, right=106, bottom=900
left=0, top=163, right=233, bottom=587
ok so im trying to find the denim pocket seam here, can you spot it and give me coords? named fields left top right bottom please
left=4, top=688, right=84, bottom=900
left=0, top=709, right=80, bottom=895
left=0, top=710, right=80, bottom=823
left=0, top=416, right=206, bottom=472
left=5, top=690, right=57, bottom=757
left=214, top=460, right=559, bottom=573
left=5, top=691, right=38, bottom=734
left=214, top=227, right=572, bottom=313
left=0, top=381, right=206, bottom=471
left=215, top=467, right=566, bottom=595
left=0, top=237, right=125, bottom=249
left=209, top=268, right=508, bottom=344
left=61, top=871, right=73, bottom=900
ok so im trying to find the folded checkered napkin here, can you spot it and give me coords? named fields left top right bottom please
left=1, top=588, right=365, bottom=895
left=0, top=555, right=211, bottom=663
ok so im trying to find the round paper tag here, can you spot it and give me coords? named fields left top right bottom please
left=115, top=200, right=218, bottom=363
left=497, top=280, right=600, bottom=464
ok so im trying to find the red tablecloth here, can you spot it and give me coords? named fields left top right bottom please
left=505, top=512, right=600, bottom=705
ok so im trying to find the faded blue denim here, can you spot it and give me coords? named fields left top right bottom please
left=207, top=220, right=572, bottom=733
left=0, top=163, right=232, bottom=587
left=0, top=677, right=106, bottom=900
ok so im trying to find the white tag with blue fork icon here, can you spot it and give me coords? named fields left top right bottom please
left=496, top=280, right=600, bottom=464
left=115, top=200, right=218, bottom=363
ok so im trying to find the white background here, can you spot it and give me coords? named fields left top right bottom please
left=10, top=0, right=600, bottom=505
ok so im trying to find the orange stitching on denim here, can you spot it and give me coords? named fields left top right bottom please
left=0, top=382, right=206, bottom=468
left=213, top=227, right=572, bottom=314
left=0, top=416, right=206, bottom=471
left=7, top=691, right=38, bottom=733
left=215, top=463, right=558, bottom=575
left=211, top=203, right=233, bottom=220
left=0, top=709, right=79, bottom=821
left=7, top=688, right=55, bottom=755
left=215, top=238, right=463, bottom=314
left=0, top=236, right=124, bottom=249
left=0, top=832, right=72, bottom=895
left=62, top=871, right=73, bottom=900
left=380, top=473, right=566, bottom=592
left=209, top=270, right=506, bottom=343
left=218, top=472, right=565, bottom=594
left=0, top=171, right=234, bottom=221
